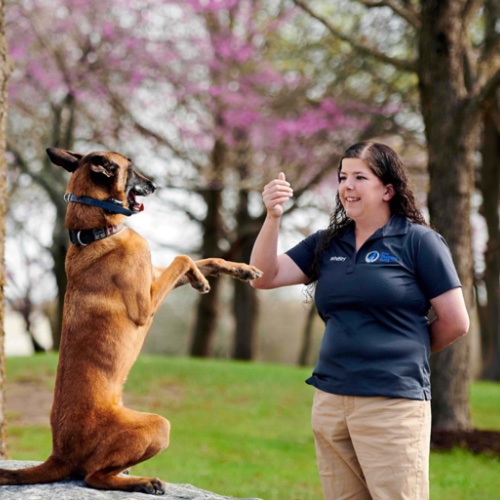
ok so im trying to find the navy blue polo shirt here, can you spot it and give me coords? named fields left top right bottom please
left=286, top=215, right=461, bottom=401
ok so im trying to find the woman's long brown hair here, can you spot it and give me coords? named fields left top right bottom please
left=305, top=142, right=428, bottom=298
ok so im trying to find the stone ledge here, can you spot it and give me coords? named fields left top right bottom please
left=0, top=461, right=262, bottom=500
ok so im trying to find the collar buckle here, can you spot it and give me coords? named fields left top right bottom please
left=75, top=230, right=89, bottom=247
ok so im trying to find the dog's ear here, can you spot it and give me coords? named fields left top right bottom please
left=46, top=148, right=83, bottom=173
left=89, top=155, right=117, bottom=178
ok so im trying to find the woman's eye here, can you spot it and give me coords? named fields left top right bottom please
left=356, top=176, right=366, bottom=180
left=339, top=177, right=346, bottom=182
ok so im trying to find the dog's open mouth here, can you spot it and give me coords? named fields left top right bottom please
left=125, top=171, right=155, bottom=214
left=127, top=190, right=145, bottom=213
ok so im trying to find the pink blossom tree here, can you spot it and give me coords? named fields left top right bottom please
left=7, top=0, right=379, bottom=357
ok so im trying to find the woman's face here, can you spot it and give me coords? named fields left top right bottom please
left=338, top=158, right=393, bottom=223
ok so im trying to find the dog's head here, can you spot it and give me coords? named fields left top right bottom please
left=47, top=148, right=156, bottom=214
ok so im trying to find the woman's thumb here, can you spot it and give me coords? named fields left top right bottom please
left=278, top=172, right=286, bottom=181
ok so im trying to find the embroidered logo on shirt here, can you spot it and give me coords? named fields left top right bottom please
left=365, top=251, right=399, bottom=263
left=365, top=251, right=380, bottom=263
left=330, top=256, right=347, bottom=262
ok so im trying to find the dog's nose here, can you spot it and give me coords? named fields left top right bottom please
left=149, top=182, right=157, bottom=194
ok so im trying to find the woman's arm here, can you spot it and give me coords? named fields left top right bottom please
left=250, top=173, right=308, bottom=289
left=429, top=287, right=470, bottom=353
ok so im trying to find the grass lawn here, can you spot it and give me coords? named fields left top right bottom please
left=4, top=354, right=500, bottom=499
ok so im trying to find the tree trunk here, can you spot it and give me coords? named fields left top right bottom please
left=426, top=125, right=476, bottom=431
left=49, top=220, right=68, bottom=350
left=18, top=300, right=46, bottom=354
left=189, top=139, right=225, bottom=357
left=189, top=186, right=223, bottom=356
left=298, top=303, right=316, bottom=366
left=230, top=133, right=260, bottom=361
left=477, top=99, right=500, bottom=379
left=418, top=0, right=477, bottom=432
left=0, top=0, right=11, bottom=459
left=48, top=96, right=75, bottom=350
left=190, top=277, right=222, bottom=357
left=231, top=190, right=259, bottom=360
left=232, top=277, right=258, bottom=360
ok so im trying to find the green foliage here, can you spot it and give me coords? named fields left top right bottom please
left=430, top=449, right=500, bottom=500
left=469, top=381, right=500, bottom=430
left=5, top=354, right=57, bottom=387
left=6, top=426, right=52, bottom=461
left=124, top=356, right=320, bottom=498
left=5, top=354, right=500, bottom=499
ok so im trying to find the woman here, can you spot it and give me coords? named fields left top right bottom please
left=250, top=142, right=469, bottom=499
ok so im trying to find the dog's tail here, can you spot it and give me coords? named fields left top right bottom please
left=0, top=456, right=72, bottom=485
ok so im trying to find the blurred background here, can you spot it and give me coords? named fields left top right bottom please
left=3, top=0, right=499, bottom=386
left=1, top=1, right=500, bottom=496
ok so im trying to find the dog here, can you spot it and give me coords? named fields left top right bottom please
left=0, top=148, right=263, bottom=494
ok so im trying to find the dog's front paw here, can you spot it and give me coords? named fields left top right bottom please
left=191, top=275, right=210, bottom=294
left=234, top=265, right=263, bottom=281
left=193, top=280, right=210, bottom=294
left=187, top=266, right=211, bottom=294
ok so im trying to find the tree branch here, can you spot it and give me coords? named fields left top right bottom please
left=293, top=153, right=341, bottom=200
left=357, top=0, right=421, bottom=29
left=463, top=0, right=484, bottom=25
left=7, top=140, right=67, bottom=212
left=468, top=67, right=500, bottom=119
left=292, top=0, right=417, bottom=73
left=154, top=193, right=204, bottom=224
left=480, top=0, right=500, bottom=70
left=107, top=91, right=206, bottom=173
left=471, top=0, right=500, bottom=115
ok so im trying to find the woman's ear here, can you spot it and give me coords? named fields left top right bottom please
left=383, top=184, right=395, bottom=201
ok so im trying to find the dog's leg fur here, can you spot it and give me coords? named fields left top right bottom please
left=85, top=472, right=166, bottom=495
left=150, top=255, right=211, bottom=314
left=82, top=410, right=170, bottom=493
left=172, top=258, right=263, bottom=290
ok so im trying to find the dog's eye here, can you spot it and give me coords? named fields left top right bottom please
left=91, top=156, right=119, bottom=172
left=91, top=155, right=108, bottom=167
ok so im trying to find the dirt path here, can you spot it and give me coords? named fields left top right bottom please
left=6, top=380, right=53, bottom=426
left=5, top=380, right=145, bottom=427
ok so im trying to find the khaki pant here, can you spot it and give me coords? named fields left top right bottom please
left=312, top=389, right=431, bottom=500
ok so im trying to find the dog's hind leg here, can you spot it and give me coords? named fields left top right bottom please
left=85, top=470, right=166, bottom=495
left=83, top=410, right=170, bottom=494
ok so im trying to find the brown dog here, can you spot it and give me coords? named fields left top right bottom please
left=0, top=148, right=262, bottom=494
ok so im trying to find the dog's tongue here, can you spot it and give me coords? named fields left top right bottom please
left=129, top=191, right=145, bottom=212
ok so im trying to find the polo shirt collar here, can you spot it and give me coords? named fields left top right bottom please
left=339, top=214, right=410, bottom=244
left=382, top=214, right=410, bottom=237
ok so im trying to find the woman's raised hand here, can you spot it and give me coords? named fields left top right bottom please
left=262, top=172, right=294, bottom=218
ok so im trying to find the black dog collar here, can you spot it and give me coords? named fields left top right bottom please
left=69, top=224, right=124, bottom=247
